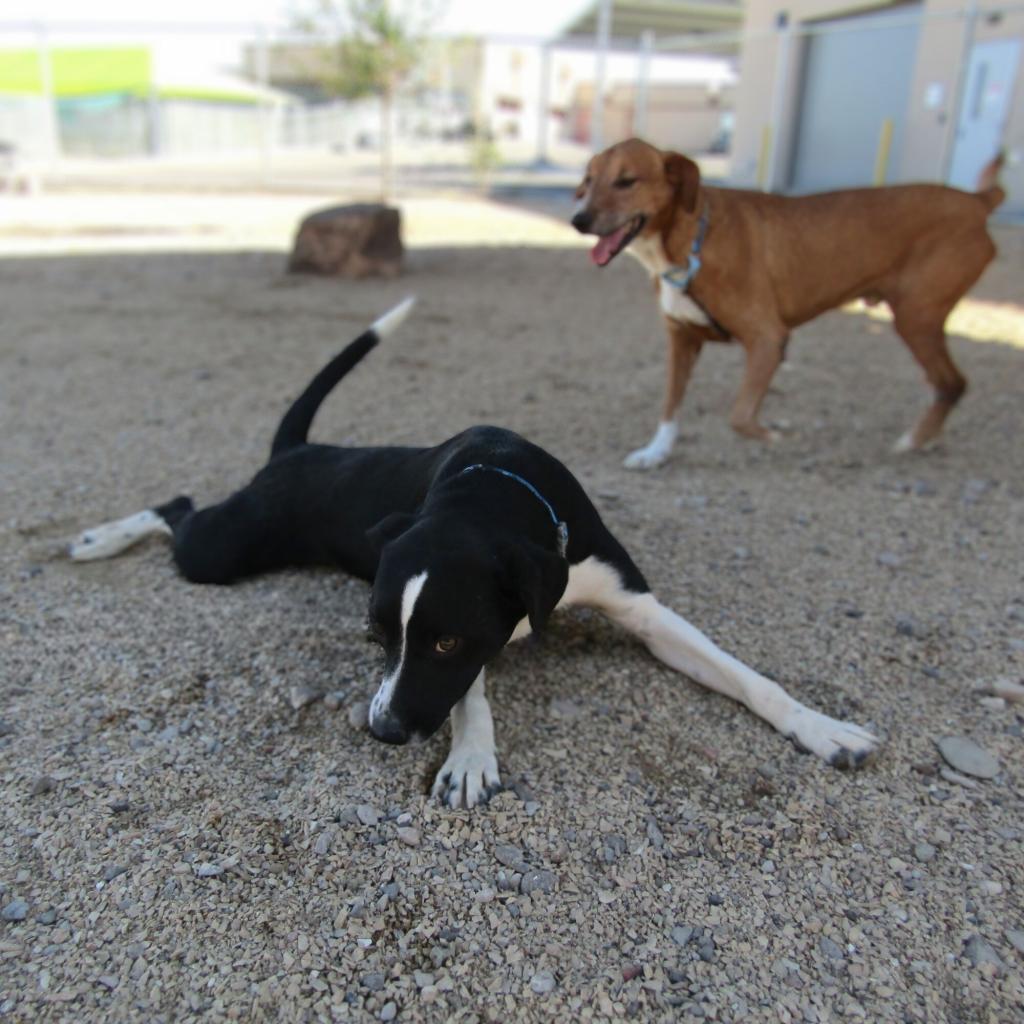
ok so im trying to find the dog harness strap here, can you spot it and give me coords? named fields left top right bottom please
left=459, top=464, right=569, bottom=558
left=661, top=202, right=710, bottom=293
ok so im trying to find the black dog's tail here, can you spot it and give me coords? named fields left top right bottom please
left=270, top=295, right=416, bottom=457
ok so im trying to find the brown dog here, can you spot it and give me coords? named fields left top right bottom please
left=571, top=138, right=1004, bottom=468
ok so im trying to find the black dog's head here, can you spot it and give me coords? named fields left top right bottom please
left=364, top=512, right=568, bottom=744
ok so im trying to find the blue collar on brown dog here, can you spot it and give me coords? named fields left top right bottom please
left=661, top=203, right=710, bottom=293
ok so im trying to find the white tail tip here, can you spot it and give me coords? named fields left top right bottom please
left=372, top=295, right=417, bottom=340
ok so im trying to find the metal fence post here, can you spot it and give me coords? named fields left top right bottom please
left=765, top=13, right=793, bottom=192
left=36, top=22, right=60, bottom=170
left=634, top=30, right=654, bottom=138
left=536, top=42, right=551, bottom=165
left=592, top=0, right=612, bottom=151
left=256, top=22, right=273, bottom=185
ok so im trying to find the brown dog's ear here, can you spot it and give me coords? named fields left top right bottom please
left=663, top=152, right=701, bottom=214
left=500, top=541, right=568, bottom=635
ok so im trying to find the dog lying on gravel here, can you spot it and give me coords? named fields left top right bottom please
left=69, top=299, right=878, bottom=807
left=572, top=138, right=1005, bottom=468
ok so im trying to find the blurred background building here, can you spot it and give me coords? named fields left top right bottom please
left=0, top=0, right=1020, bottom=213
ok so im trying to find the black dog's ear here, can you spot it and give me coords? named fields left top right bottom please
left=500, top=541, right=569, bottom=635
left=663, top=151, right=701, bottom=214
left=366, top=512, right=416, bottom=554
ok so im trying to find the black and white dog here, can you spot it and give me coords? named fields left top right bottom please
left=70, top=299, right=878, bottom=807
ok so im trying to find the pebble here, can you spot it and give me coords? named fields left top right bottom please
left=36, top=908, right=57, bottom=925
left=549, top=698, right=584, bottom=719
left=494, top=844, right=525, bottom=869
left=194, top=862, right=224, bottom=878
left=963, top=934, right=1004, bottom=971
left=102, top=864, right=128, bottom=882
left=818, top=937, right=844, bottom=961
left=0, top=721, right=15, bottom=737
left=978, top=697, right=1006, bottom=711
left=991, top=679, right=1024, bottom=703
left=396, top=827, right=421, bottom=847
left=361, top=972, right=385, bottom=991
left=323, top=691, right=346, bottom=711
left=2, top=899, right=28, bottom=922
left=356, top=805, right=380, bottom=827
left=529, top=970, right=556, bottom=994
left=935, top=736, right=1000, bottom=779
left=519, top=870, right=556, bottom=895
left=30, top=775, right=55, bottom=796
left=1006, top=929, right=1024, bottom=954
left=696, top=933, right=716, bottom=962
left=313, top=831, right=333, bottom=856
left=646, top=817, right=665, bottom=849
left=914, top=843, right=936, bottom=864
left=877, top=551, right=902, bottom=568
left=672, top=926, right=693, bottom=946
left=288, top=685, right=321, bottom=710
left=97, top=975, right=119, bottom=990
left=380, top=1002, right=397, bottom=1022
left=348, top=702, right=369, bottom=730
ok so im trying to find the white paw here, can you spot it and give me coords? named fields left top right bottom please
left=624, top=422, right=676, bottom=470
left=68, top=510, right=170, bottom=562
left=624, top=444, right=670, bottom=470
left=431, top=748, right=502, bottom=809
left=891, top=430, right=916, bottom=454
left=783, top=705, right=879, bottom=769
left=68, top=523, right=137, bottom=561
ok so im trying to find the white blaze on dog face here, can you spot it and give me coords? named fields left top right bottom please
left=368, top=570, right=428, bottom=728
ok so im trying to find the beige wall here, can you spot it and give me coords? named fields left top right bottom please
left=731, top=0, right=1024, bottom=211
left=567, top=82, right=735, bottom=153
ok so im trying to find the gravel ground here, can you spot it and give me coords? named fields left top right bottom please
left=1, top=212, right=1023, bottom=1022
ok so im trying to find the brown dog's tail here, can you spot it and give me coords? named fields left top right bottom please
left=976, top=151, right=1006, bottom=211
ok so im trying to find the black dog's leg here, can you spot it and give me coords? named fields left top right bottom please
left=69, top=496, right=193, bottom=562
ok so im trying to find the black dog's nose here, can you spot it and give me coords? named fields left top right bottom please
left=571, top=209, right=593, bottom=233
left=369, top=711, right=409, bottom=745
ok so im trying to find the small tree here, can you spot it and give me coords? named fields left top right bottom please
left=297, top=0, right=428, bottom=201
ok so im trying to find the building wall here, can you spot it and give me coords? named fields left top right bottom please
left=569, top=82, right=734, bottom=153
left=731, top=0, right=1024, bottom=211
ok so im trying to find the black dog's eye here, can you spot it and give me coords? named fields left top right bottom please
left=613, top=176, right=637, bottom=190
left=434, top=636, right=460, bottom=655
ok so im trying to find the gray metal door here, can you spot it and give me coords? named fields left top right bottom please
left=948, top=38, right=1021, bottom=191
left=789, top=7, right=921, bottom=192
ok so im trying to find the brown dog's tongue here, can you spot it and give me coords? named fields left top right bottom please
left=590, top=223, right=631, bottom=267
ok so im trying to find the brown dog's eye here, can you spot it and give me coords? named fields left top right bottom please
left=613, top=177, right=637, bottom=190
left=434, top=636, right=460, bottom=655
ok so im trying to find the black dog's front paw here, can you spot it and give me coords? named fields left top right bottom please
left=431, top=749, right=502, bottom=809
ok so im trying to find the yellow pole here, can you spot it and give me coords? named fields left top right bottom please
left=757, top=125, right=773, bottom=191
left=873, top=118, right=894, bottom=186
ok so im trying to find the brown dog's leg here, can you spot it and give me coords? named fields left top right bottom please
left=891, top=320, right=967, bottom=452
left=730, top=332, right=788, bottom=441
left=624, top=318, right=704, bottom=469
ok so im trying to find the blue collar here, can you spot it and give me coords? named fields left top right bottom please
left=661, top=203, right=710, bottom=293
left=459, top=464, right=569, bottom=558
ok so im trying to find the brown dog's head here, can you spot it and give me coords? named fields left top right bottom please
left=571, top=138, right=701, bottom=267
